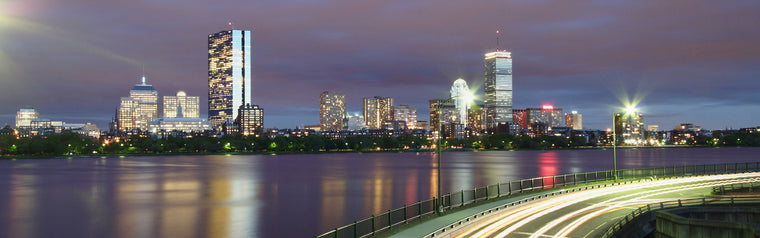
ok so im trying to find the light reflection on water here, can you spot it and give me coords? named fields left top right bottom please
left=0, top=147, right=758, bottom=237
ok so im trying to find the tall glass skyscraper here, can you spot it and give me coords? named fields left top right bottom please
left=484, top=51, right=513, bottom=131
left=208, top=29, right=252, bottom=129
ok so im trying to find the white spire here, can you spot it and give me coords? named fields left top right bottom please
left=141, top=75, right=146, bottom=85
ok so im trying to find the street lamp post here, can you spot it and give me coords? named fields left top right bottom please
left=436, top=94, right=469, bottom=214
left=613, top=106, right=636, bottom=181
left=436, top=98, right=449, bottom=214
left=612, top=113, right=617, bottom=180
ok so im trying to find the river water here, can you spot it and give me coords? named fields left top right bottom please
left=0, top=147, right=758, bottom=237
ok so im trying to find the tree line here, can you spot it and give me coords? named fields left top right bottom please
left=2, top=125, right=760, bottom=156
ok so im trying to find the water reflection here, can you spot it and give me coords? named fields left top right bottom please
left=0, top=147, right=759, bottom=237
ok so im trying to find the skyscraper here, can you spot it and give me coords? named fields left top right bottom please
left=363, top=96, right=393, bottom=129
left=164, top=91, right=199, bottom=118
left=320, top=91, right=345, bottom=131
left=119, top=75, right=158, bottom=132
left=450, top=79, right=472, bottom=127
left=484, top=50, right=513, bottom=131
left=208, top=29, right=252, bottom=129
left=394, top=105, right=417, bottom=129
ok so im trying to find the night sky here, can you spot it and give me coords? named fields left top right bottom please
left=1, top=0, right=759, bottom=130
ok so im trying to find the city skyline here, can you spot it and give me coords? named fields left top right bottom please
left=1, top=1, right=759, bottom=130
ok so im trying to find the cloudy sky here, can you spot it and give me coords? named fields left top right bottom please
left=1, top=0, right=759, bottom=130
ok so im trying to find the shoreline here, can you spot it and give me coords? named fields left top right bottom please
left=0, top=144, right=739, bottom=160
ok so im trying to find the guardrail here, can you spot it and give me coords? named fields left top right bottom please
left=600, top=195, right=760, bottom=238
left=315, top=162, right=760, bottom=238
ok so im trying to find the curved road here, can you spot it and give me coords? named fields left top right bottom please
left=448, top=172, right=760, bottom=238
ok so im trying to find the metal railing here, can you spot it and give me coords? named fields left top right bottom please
left=600, top=195, right=760, bottom=238
left=315, top=162, right=760, bottom=238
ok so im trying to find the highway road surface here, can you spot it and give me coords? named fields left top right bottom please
left=448, top=172, right=760, bottom=238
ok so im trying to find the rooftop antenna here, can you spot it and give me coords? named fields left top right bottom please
left=228, top=21, right=234, bottom=30
left=496, top=30, right=500, bottom=51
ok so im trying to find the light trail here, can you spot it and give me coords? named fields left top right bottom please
left=550, top=176, right=760, bottom=237
left=451, top=172, right=760, bottom=238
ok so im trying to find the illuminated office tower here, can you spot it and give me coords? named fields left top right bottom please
left=565, top=111, right=583, bottom=130
left=208, top=29, right=252, bottom=129
left=15, top=107, right=39, bottom=129
left=484, top=50, right=513, bottom=130
left=320, top=91, right=345, bottom=131
left=450, top=78, right=472, bottom=127
left=363, top=96, right=393, bottom=129
left=119, top=75, right=158, bottom=132
left=394, top=105, right=417, bottom=129
left=164, top=91, right=199, bottom=118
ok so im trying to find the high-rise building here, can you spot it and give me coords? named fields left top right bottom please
left=164, top=91, right=200, bottom=118
left=484, top=50, right=513, bottom=131
left=363, top=96, right=393, bottom=129
left=237, top=104, right=263, bottom=136
left=450, top=78, right=472, bottom=127
left=208, top=29, right=252, bottom=129
left=614, top=111, right=644, bottom=145
left=429, top=99, right=457, bottom=134
left=119, top=75, right=158, bottom=132
left=468, top=104, right=487, bottom=132
left=15, top=107, right=39, bottom=129
left=522, top=105, right=563, bottom=128
left=320, top=91, right=345, bottom=131
left=394, top=105, right=417, bottom=129
left=512, top=109, right=528, bottom=130
left=565, top=111, right=583, bottom=130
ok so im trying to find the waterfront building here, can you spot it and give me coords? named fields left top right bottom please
left=119, top=75, right=158, bottom=132
left=163, top=91, right=199, bottom=118
left=416, top=120, right=429, bottom=131
left=394, top=105, right=417, bottom=130
left=648, top=125, right=660, bottom=132
left=29, top=118, right=63, bottom=136
left=565, top=111, right=583, bottom=130
left=208, top=29, right=252, bottom=129
left=345, top=113, right=366, bottom=131
left=450, top=79, right=472, bottom=127
left=429, top=99, right=459, bottom=138
left=63, top=123, right=100, bottom=138
left=363, top=96, right=393, bottom=129
left=484, top=50, right=513, bottom=131
left=237, top=103, right=264, bottom=136
left=512, top=109, right=528, bottom=130
left=614, top=111, right=644, bottom=145
left=148, top=118, right=212, bottom=134
left=468, top=104, right=487, bottom=132
left=320, top=91, right=345, bottom=131
left=15, top=107, right=38, bottom=129
left=527, top=106, right=564, bottom=128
